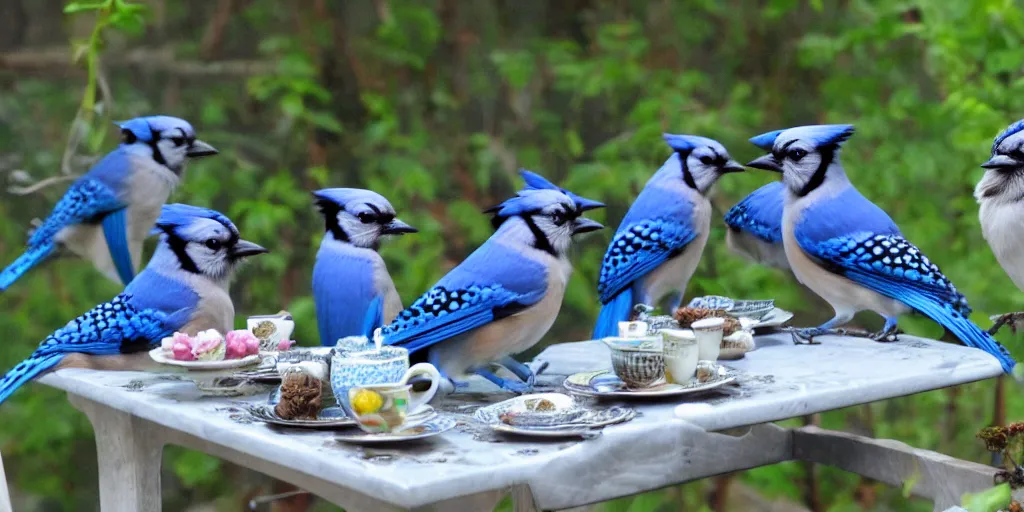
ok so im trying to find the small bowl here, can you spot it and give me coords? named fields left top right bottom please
left=719, top=331, right=755, bottom=360
left=687, top=296, right=735, bottom=311
left=602, top=337, right=664, bottom=389
left=726, top=300, right=775, bottom=319
left=247, top=311, right=295, bottom=351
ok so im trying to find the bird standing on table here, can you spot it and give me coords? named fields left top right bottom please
left=976, top=119, right=1024, bottom=335
left=0, top=116, right=217, bottom=291
left=0, top=204, right=267, bottom=405
left=381, top=187, right=604, bottom=392
left=592, top=134, right=745, bottom=339
left=746, top=124, right=1015, bottom=373
left=724, top=181, right=789, bottom=270
left=312, top=188, right=417, bottom=346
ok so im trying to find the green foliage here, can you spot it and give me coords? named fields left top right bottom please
left=961, top=483, right=1011, bottom=512
left=0, top=0, right=1023, bottom=510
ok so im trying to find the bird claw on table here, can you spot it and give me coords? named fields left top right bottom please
left=988, top=312, right=1024, bottom=335
left=788, top=327, right=869, bottom=345
left=869, top=326, right=901, bottom=342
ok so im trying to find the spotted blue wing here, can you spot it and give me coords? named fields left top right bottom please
left=34, top=294, right=177, bottom=357
left=724, top=181, right=784, bottom=244
left=28, top=178, right=125, bottom=247
left=382, top=284, right=543, bottom=354
left=597, top=220, right=698, bottom=303
left=801, top=232, right=971, bottom=316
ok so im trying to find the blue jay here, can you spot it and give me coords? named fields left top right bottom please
left=381, top=187, right=604, bottom=392
left=976, top=120, right=1024, bottom=334
left=0, top=204, right=267, bottom=405
left=592, top=134, right=744, bottom=339
left=312, top=188, right=417, bottom=346
left=746, top=124, right=1015, bottom=373
left=518, top=169, right=605, bottom=211
left=0, top=116, right=217, bottom=291
left=724, top=181, right=789, bottom=270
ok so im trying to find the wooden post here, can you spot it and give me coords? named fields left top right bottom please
left=0, top=450, right=11, bottom=512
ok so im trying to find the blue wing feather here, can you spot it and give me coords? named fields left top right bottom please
left=362, top=297, right=384, bottom=338
left=382, top=239, right=548, bottom=352
left=597, top=220, right=697, bottom=303
left=29, top=177, right=125, bottom=247
left=102, top=208, right=134, bottom=285
left=724, top=181, right=785, bottom=244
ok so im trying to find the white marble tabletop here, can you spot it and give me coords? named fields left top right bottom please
left=37, top=332, right=1003, bottom=511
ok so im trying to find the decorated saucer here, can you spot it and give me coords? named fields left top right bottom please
left=564, top=362, right=737, bottom=398
left=473, top=393, right=635, bottom=438
left=335, top=415, right=456, bottom=444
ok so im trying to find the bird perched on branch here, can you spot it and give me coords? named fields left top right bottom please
left=746, top=124, right=1015, bottom=373
left=0, top=204, right=267, bottom=405
left=592, top=134, right=745, bottom=339
left=312, top=188, right=417, bottom=346
left=0, top=116, right=217, bottom=291
left=976, top=119, right=1024, bottom=335
left=381, top=185, right=604, bottom=393
left=724, top=180, right=789, bottom=270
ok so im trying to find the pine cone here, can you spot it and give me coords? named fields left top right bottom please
left=275, top=372, right=322, bottom=420
left=673, top=307, right=741, bottom=335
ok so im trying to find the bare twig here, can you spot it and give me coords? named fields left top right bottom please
left=8, top=174, right=79, bottom=195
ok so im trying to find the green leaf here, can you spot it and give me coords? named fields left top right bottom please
left=64, top=2, right=108, bottom=14
left=305, top=110, right=344, bottom=134
left=961, top=484, right=1011, bottom=512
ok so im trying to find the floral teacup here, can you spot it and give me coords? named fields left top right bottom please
left=348, top=383, right=430, bottom=433
left=330, top=344, right=441, bottom=416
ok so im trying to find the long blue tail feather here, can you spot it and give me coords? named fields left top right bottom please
left=0, top=243, right=55, bottom=292
left=593, top=288, right=633, bottom=339
left=915, top=301, right=1015, bottom=374
left=0, top=352, right=64, bottom=405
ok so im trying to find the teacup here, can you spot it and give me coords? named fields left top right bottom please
left=247, top=311, right=295, bottom=352
left=691, top=317, right=724, bottom=361
left=330, top=345, right=441, bottom=416
left=602, top=336, right=664, bottom=388
left=348, top=384, right=429, bottom=433
left=659, top=329, right=699, bottom=384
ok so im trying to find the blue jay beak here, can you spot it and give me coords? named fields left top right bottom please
left=981, top=154, right=1021, bottom=170
left=186, top=139, right=218, bottom=158
left=230, top=239, right=269, bottom=259
left=381, top=219, right=418, bottom=235
left=746, top=154, right=783, bottom=173
left=721, top=159, right=745, bottom=174
left=572, top=217, right=604, bottom=235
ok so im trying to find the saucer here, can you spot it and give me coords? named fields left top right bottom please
left=473, top=393, right=635, bottom=438
left=335, top=415, right=456, bottom=444
left=564, top=363, right=737, bottom=398
left=149, top=348, right=261, bottom=370
left=244, top=404, right=357, bottom=429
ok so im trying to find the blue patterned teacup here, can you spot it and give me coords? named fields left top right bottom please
left=330, top=344, right=440, bottom=416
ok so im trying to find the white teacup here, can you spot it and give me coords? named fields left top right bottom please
left=691, top=317, right=724, bottom=361
left=659, top=329, right=699, bottom=384
left=618, top=321, right=649, bottom=338
left=247, top=312, right=295, bottom=351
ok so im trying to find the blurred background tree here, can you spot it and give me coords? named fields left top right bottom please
left=0, top=0, right=1022, bottom=510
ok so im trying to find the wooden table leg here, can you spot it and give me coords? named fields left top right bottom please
left=0, top=450, right=11, bottom=512
left=68, top=394, right=164, bottom=512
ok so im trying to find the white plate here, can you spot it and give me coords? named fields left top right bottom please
left=149, top=348, right=261, bottom=370
left=473, top=394, right=635, bottom=438
left=751, top=308, right=794, bottom=330
left=335, top=415, right=456, bottom=444
left=563, top=364, right=737, bottom=398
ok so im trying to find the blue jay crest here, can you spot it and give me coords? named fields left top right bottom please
left=752, top=125, right=855, bottom=150
left=518, top=169, right=604, bottom=212
left=993, top=119, right=1024, bottom=153
left=662, top=133, right=720, bottom=154
left=485, top=189, right=572, bottom=221
left=115, top=116, right=196, bottom=144
left=749, top=130, right=786, bottom=151
left=149, top=204, right=237, bottom=237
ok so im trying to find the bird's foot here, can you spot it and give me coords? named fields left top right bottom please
left=989, top=312, right=1024, bottom=335
left=497, top=357, right=548, bottom=387
left=789, top=327, right=865, bottom=345
left=869, top=325, right=901, bottom=342
left=473, top=368, right=533, bottom=394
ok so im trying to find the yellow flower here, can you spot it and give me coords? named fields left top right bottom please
left=351, top=389, right=384, bottom=415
